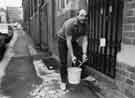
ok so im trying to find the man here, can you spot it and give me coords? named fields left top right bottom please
left=57, top=9, right=89, bottom=90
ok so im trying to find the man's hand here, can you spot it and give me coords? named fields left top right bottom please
left=82, top=54, right=88, bottom=62
left=72, top=56, right=77, bottom=64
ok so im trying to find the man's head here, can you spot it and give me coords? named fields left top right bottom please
left=77, top=9, right=87, bottom=24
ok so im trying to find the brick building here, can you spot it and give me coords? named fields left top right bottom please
left=22, top=0, right=135, bottom=98
left=116, top=0, right=135, bottom=97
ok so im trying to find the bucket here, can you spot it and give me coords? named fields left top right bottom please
left=67, top=67, right=82, bottom=84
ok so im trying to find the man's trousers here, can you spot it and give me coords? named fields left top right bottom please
left=58, top=37, right=84, bottom=83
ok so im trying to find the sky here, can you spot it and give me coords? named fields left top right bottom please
left=0, top=0, right=22, bottom=8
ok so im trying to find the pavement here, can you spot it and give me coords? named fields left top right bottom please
left=0, top=30, right=44, bottom=98
left=0, top=29, right=100, bottom=98
left=0, top=29, right=128, bottom=98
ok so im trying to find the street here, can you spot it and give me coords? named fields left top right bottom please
left=0, top=29, right=127, bottom=98
left=0, top=30, right=101, bottom=98
left=0, top=0, right=135, bottom=98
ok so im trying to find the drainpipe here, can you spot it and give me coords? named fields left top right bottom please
left=39, top=3, right=42, bottom=50
left=52, top=0, right=55, bottom=39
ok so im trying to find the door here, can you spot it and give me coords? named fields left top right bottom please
left=39, top=3, right=49, bottom=50
left=88, top=0, right=123, bottom=78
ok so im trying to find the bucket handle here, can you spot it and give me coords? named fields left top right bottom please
left=78, top=59, right=88, bottom=67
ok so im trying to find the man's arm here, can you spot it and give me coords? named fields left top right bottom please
left=66, top=35, right=77, bottom=64
left=64, top=18, right=78, bottom=63
left=64, top=18, right=75, bottom=58
left=82, top=35, right=88, bottom=55
left=66, top=36, right=74, bottom=58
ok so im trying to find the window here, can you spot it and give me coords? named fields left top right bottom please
left=65, top=0, right=69, bottom=7
left=0, top=16, right=1, bottom=23
left=55, top=0, right=59, bottom=10
left=61, top=0, right=65, bottom=8
left=34, top=0, right=38, bottom=12
left=56, top=0, right=69, bottom=9
left=30, top=0, right=33, bottom=16
left=39, top=0, right=44, bottom=6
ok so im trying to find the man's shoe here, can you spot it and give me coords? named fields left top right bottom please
left=84, top=76, right=96, bottom=82
left=60, top=83, right=66, bottom=90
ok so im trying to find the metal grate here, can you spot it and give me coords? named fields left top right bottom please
left=88, top=0, right=123, bottom=78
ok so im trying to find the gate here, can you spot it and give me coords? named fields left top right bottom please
left=88, top=0, right=123, bottom=78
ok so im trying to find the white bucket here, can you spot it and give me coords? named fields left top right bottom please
left=67, top=67, right=82, bottom=84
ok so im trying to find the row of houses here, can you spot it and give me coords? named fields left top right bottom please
left=22, top=0, right=135, bottom=98
left=0, top=7, right=23, bottom=24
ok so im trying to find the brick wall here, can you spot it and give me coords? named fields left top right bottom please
left=123, top=0, right=135, bottom=45
left=116, top=0, right=135, bottom=98
left=116, top=62, right=135, bottom=98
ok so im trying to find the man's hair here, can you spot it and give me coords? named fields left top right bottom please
left=79, top=9, right=87, bottom=16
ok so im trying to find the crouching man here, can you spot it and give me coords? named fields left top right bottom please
left=57, top=9, right=88, bottom=90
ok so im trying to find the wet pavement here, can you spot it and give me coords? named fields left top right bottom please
left=60, top=81, right=100, bottom=98
left=1, top=56, right=42, bottom=98
left=0, top=30, right=43, bottom=98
